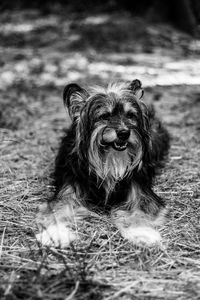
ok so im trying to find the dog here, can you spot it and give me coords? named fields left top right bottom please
left=36, top=79, right=170, bottom=247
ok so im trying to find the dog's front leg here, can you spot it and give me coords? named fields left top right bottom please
left=36, top=186, right=88, bottom=247
left=111, top=185, right=166, bottom=246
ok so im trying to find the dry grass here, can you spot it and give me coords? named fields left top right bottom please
left=0, top=8, right=200, bottom=300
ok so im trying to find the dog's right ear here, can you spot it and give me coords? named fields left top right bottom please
left=63, top=83, right=89, bottom=119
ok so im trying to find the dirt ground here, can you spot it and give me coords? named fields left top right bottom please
left=0, top=8, right=200, bottom=300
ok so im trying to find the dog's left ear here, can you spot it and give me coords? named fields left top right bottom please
left=129, top=79, right=149, bottom=130
left=129, top=79, right=144, bottom=100
left=63, top=83, right=89, bottom=119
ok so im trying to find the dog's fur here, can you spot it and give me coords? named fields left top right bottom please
left=36, top=79, right=170, bottom=247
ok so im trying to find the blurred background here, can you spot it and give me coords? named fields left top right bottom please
left=1, top=0, right=200, bottom=34
left=0, top=0, right=200, bottom=129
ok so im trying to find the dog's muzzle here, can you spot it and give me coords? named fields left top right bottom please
left=102, top=128, right=130, bottom=151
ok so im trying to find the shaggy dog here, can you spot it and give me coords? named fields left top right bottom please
left=36, top=79, right=170, bottom=247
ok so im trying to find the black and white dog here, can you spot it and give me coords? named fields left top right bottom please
left=36, top=79, right=170, bottom=247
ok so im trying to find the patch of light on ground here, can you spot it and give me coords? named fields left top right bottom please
left=83, top=15, right=109, bottom=25
left=88, top=56, right=200, bottom=87
left=0, top=50, right=199, bottom=89
left=1, top=23, right=34, bottom=33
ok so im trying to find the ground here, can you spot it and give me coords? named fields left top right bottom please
left=0, top=8, right=200, bottom=300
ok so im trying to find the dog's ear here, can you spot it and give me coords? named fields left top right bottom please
left=129, top=79, right=144, bottom=99
left=63, top=83, right=89, bottom=119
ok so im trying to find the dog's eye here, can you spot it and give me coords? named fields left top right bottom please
left=99, top=112, right=111, bottom=120
left=126, top=111, right=135, bottom=119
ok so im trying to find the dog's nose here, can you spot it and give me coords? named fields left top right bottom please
left=117, top=129, right=130, bottom=141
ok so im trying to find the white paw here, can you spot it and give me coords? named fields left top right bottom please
left=36, top=223, right=77, bottom=248
left=121, top=226, right=161, bottom=246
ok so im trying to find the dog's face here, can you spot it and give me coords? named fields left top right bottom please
left=63, top=80, right=149, bottom=186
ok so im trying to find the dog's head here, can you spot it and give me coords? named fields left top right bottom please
left=63, top=80, right=150, bottom=185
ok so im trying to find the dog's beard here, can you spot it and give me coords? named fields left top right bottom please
left=88, top=126, right=143, bottom=195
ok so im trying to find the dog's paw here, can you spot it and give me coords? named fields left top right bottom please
left=121, top=226, right=161, bottom=246
left=36, top=223, right=77, bottom=248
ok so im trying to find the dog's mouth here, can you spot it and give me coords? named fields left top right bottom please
left=101, top=139, right=128, bottom=151
left=112, top=141, right=127, bottom=151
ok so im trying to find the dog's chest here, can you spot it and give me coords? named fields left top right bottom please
left=85, top=178, right=131, bottom=213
